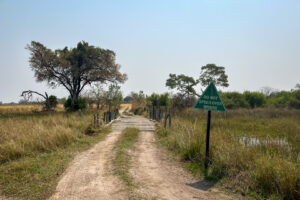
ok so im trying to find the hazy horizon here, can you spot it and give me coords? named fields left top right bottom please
left=1, top=0, right=300, bottom=103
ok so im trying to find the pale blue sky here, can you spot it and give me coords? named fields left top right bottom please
left=0, top=0, right=299, bottom=103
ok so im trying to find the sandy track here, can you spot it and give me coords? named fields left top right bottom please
left=130, top=130, right=231, bottom=200
left=50, top=112, right=231, bottom=200
left=49, top=129, right=126, bottom=200
left=49, top=106, right=133, bottom=200
left=49, top=113, right=154, bottom=200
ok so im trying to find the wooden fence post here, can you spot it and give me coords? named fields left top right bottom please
left=152, top=106, right=155, bottom=120
left=96, top=113, right=100, bottom=128
left=164, top=114, right=168, bottom=128
left=169, top=107, right=172, bottom=128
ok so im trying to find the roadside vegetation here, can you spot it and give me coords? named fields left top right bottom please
left=0, top=41, right=128, bottom=199
left=128, top=91, right=148, bottom=116
left=220, top=89, right=300, bottom=109
left=126, top=64, right=300, bottom=199
left=156, top=108, right=300, bottom=200
left=1, top=38, right=299, bottom=200
left=0, top=108, right=111, bottom=199
left=0, top=104, right=43, bottom=114
left=113, top=128, right=140, bottom=196
left=0, top=76, right=125, bottom=199
left=0, top=84, right=124, bottom=199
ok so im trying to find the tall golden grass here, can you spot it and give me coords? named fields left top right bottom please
left=0, top=103, right=128, bottom=163
left=157, top=108, right=300, bottom=200
left=0, top=105, right=112, bottom=199
left=0, top=107, right=101, bottom=163
left=0, top=104, right=65, bottom=114
left=0, top=105, right=43, bottom=113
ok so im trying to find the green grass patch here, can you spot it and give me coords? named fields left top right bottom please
left=113, top=128, right=139, bottom=192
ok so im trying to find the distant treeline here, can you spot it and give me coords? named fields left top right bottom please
left=220, top=89, right=300, bottom=109
left=126, top=88, right=300, bottom=112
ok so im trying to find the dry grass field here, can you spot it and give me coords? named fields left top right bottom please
left=0, top=105, right=111, bottom=199
left=0, top=104, right=65, bottom=115
left=0, top=104, right=43, bottom=114
left=157, top=108, right=300, bottom=200
left=1, top=104, right=299, bottom=199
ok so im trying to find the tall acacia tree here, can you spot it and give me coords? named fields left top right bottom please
left=198, top=64, right=229, bottom=88
left=166, top=63, right=229, bottom=97
left=165, top=74, right=199, bottom=97
left=27, top=41, right=127, bottom=110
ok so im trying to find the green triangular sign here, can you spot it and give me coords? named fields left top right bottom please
left=194, top=82, right=226, bottom=112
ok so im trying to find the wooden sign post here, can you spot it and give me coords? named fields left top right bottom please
left=193, top=82, right=226, bottom=172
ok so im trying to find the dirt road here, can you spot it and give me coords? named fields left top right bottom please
left=131, top=130, right=230, bottom=200
left=50, top=113, right=231, bottom=200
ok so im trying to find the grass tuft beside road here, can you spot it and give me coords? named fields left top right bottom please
left=0, top=110, right=111, bottom=200
left=113, top=128, right=140, bottom=194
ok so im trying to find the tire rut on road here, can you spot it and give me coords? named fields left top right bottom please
left=49, top=129, right=126, bottom=200
left=130, top=129, right=232, bottom=200
left=50, top=114, right=231, bottom=200
left=49, top=114, right=154, bottom=200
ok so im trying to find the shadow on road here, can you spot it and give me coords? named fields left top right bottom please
left=186, top=179, right=217, bottom=191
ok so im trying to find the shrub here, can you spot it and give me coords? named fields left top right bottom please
left=243, top=91, right=266, bottom=108
left=220, top=92, right=249, bottom=109
left=131, top=91, right=146, bottom=108
left=64, top=97, right=87, bottom=111
left=147, top=93, right=171, bottom=107
left=158, top=93, right=171, bottom=106
left=267, top=91, right=291, bottom=108
left=289, top=90, right=300, bottom=109
left=130, top=91, right=147, bottom=115
left=43, top=95, right=58, bottom=111
left=148, top=93, right=160, bottom=106
left=171, top=93, right=197, bottom=110
left=289, top=97, right=300, bottom=109
left=267, top=90, right=300, bottom=109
